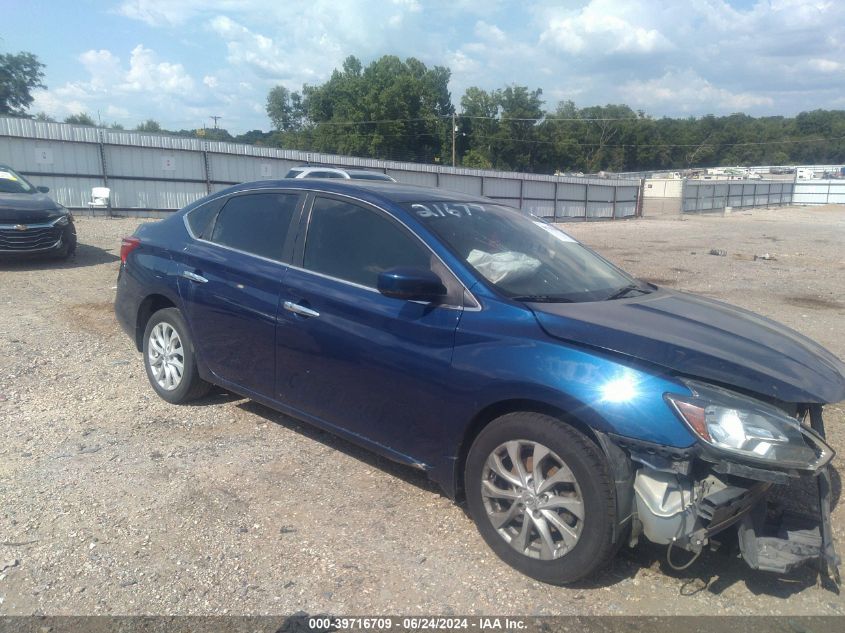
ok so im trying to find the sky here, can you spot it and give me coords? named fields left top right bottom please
left=2, top=0, right=844, bottom=134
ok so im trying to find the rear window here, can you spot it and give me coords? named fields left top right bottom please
left=209, top=193, right=299, bottom=261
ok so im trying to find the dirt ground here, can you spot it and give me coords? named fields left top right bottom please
left=1, top=205, right=844, bottom=616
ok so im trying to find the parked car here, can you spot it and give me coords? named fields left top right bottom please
left=115, top=180, right=843, bottom=585
left=285, top=165, right=396, bottom=181
left=0, top=165, right=76, bottom=258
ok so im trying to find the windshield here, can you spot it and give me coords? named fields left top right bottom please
left=405, top=201, right=648, bottom=303
left=0, top=167, right=35, bottom=194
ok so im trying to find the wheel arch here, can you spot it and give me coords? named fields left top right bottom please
left=135, top=293, right=178, bottom=351
left=451, top=397, right=607, bottom=502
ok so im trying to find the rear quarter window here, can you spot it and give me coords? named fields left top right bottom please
left=185, top=200, right=220, bottom=238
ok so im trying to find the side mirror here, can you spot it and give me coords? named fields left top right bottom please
left=37, top=186, right=50, bottom=193
left=377, top=267, right=447, bottom=302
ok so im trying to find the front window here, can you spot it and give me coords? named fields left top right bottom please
left=0, top=167, right=35, bottom=194
left=406, top=201, right=648, bottom=303
left=304, top=196, right=431, bottom=288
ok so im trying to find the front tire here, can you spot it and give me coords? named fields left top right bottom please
left=142, top=307, right=210, bottom=404
left=465, top=412, right=616, bottom=584
left=55, top=225, right=77, bottom=259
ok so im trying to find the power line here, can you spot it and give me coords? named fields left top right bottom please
left=465, top=133, right=845, bottom=149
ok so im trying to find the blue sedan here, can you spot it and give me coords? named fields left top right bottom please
left=115, top=180, right=843, bottom=584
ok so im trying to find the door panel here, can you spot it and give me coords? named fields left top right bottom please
left=276, top=268, right=461, bottom=460
left=274, top=195, right=464, bottom=462
left=176, top=192, right=301, bottom=397
left=178, top=242, right=287, bottom=397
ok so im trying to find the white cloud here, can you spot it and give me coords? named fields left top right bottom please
left=40, top=0, right=845, bottom=130
left=32, top=44, right=198, bottom=125
left=621, top=69, right=774, bottom=112
left=122, top=45, right=195, bottom=94
left=474, top=21, right=507, bottom=45
left=808, top=58, right=843, bottom=73
left=208, top=15, right=292, bottom=78
left=539, top=1, right=674, bottom=55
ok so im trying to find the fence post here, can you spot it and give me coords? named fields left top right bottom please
left=202, top=141, right=212, bottom=194
left=584, top=183, right=589, bottom=221
left=97, top=129, right=108, bottom=190
left=519, top=178, right=524, bottom=212
left=695, top=181, right=701, bottom=212
left=637, top=178, right=645, bottom=217
left=97, top=128, right=109, bottom=215
left=553, top=181, right=559, bottom=222
left=611, top=182, right=617, bottom=220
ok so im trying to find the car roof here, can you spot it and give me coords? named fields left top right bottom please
left=219, top=179, right=485, bottom=205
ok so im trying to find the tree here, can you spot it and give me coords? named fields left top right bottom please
left=459, top=87, right=500, bottom=166
left=0, top=51, right=46, bottom=116
left=64, top=113, right=96, bottom=126
left=136, top=119, right=162, bottom=132
left=267, top=55, right=453, bottom=161
left=266, top=85, right=305, bottom=132
left=461, top=149, right=493, bottom=169
left=34, top=111, right=55, bottom=122
left=497, top=85, right=544, bottom=171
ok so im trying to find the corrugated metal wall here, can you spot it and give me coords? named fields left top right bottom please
left=792, top=180, right=845, bottom=205
left=0, top=116, right=642, bottom=220
left=682, top=180, right=793, bottom=212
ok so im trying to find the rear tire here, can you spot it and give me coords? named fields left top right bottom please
left=142, top=307, right=210, bottom=404
left=465, top=412, right=616, bottom=584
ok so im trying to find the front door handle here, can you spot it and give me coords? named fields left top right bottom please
left=283, top=301, right=320, bottom=318
left=182, top=270, right=208, bottom=283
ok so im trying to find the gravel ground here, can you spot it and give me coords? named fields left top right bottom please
left=0, top=205, right=844, bottom=616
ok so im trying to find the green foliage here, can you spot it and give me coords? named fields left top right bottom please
left=64, top=113, right=96, bottom=126
left=266, top=55, right=454, bottom=161
left=136, top=119, right=162, bottom=132
left=461, top=148, right=493, bottom=169
left=262, top=55, right=845, bottom=171
left=0, top=51, right=46, bottom=116
left=266, top=85, right=305, bottom=132
left=34, top=111, right=55, bottom=122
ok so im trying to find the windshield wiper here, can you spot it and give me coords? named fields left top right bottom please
left=605, top=284, right=650, bottom=301
left=510, top=295, right=575, bottom=303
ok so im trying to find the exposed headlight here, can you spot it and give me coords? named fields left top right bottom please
left=665, top=381, right=833, bottom=471
left=52, top=212, right=70, bottom=226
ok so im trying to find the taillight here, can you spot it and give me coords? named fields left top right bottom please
left=120, top=236, right=141, bottom=263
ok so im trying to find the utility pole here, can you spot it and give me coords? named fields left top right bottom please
left=451, top=112, right=457, bottom=167
left=210, top=115, right=222, bottom=129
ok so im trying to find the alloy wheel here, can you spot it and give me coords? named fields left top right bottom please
left=147, top=322, right=185, bottom=391
left=480, top=440, right=584, bottom=560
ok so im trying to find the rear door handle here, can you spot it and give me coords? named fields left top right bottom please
left=182, top=270, right=208, bottom=283
left=283, top=301, right=320, bottom=318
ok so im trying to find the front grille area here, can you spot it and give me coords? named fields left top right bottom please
left=0, top=225, right=62, bottom=251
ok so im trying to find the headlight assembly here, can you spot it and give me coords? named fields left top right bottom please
left=665, top=381, right=833, bottom=471
left=52, top=213, right=70, bottom=226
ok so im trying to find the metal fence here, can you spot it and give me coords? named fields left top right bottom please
left=792, top=179, right=845, bottom=205
left=682, top=180, right=794, bottom=213
left=0, top=117, right=642, bottom=221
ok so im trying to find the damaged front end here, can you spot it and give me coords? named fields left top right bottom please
left=615, top=382, right=839, bottom=584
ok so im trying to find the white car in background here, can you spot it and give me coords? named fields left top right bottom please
left=285, top=166, right=396, bottom=182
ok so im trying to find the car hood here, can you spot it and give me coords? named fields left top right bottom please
left=0, top=193, right=62, bottom=223
left=530, top=288, right=845, bottom=404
